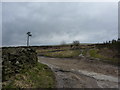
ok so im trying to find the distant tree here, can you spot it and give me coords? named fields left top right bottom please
left=27, top=32, right=32, bottom=46
left=72, top=40, right=80, bottom=49
left=106, top=41, right=108, bottom=44
left=109, top=41, right=111, bottom=44
left=112, top=39, right=116, bottom=43
left=73, top=40, right=80, bottom=46
left=118, top=38, right=120, bottom=40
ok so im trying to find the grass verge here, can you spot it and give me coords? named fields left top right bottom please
left=2, top=63, right=56, bottom=89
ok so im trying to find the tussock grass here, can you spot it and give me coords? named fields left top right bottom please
left=89, top=49, right=101, bottom=58
left=88, top=49, right=119, bottom=65
left=3, top=63, right=56, bottom=88
left=36, top=48, right=68, bottom=54
left=43, top=50, right=81, bottom=58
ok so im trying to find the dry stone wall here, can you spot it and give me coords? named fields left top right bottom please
left=2, top=47, right=38, bottom=81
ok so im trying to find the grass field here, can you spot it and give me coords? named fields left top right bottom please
left=88, top=48, right=119, bottom=65
left=44, top=50, right=81, bottom=58
left=37, top=49, right=81, bottom=58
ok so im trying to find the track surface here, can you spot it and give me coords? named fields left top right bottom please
left=38, top=56, right=119, bottom=88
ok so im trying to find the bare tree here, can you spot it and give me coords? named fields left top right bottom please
left=73, top=40, right=80, bottom=46
left=72, top=40, right=80, bottom=49
left=27, top=32, right=32, bottom=46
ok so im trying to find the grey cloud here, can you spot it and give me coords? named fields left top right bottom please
left=0, top=3, right=1, bottom=46
left=2, top=2, right=118, bottom=46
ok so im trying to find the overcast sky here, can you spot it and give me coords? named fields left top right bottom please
left=2, top=2, right=118, bottom=46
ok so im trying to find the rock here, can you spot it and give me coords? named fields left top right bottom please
left=79, top=54, right=83, bottom=57
left=79, top=54, right=84, bottom=58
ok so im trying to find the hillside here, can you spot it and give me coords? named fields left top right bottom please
left=36, top=42, right=120, bottom=66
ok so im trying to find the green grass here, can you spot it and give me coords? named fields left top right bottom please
left=88, top=49, right=119, bottom=65
left=36, top=49, right=59, bottom=53
left=36, top=48, right=69, bottom=54
left=3, top=63, right=56, bottom=88
left=42, top=50, right=81, bottom=58
left=81, top=49, right=87, bottom=56
left=89, top=49, right=101, bottom=58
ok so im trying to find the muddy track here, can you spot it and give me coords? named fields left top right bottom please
left=38, top=56, right=119, bottom=88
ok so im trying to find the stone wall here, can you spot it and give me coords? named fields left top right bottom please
left=2, top=47, right=38, bottom=81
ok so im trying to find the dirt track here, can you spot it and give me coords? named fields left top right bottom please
left=38, top=56, right=119, bottom=88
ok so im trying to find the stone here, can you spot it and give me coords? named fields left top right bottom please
left=2, top=47, right=38, bottom=81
